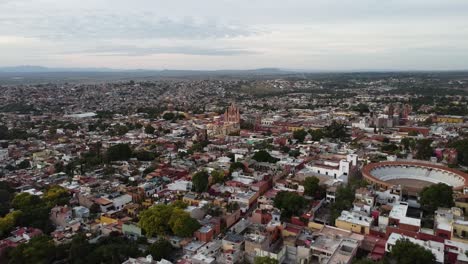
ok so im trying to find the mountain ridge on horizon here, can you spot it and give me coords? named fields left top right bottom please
left=2, top=65, right=468, bottom=74
left=0, top=65, right=294, bottom=74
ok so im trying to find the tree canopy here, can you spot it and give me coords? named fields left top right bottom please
left=85, top=236, right=140, bottom=264
left=7, top=235, right=57, bottom=264
left=254, top=256, right=279, bottom=264
left=293, top=129, right=308, bottom=143
left=0, top=211, right=22, bottom=237
left=330, top=184, right=356, bottom=224
left=139, top=204, right=200, bottom=238
left=134, top=151, right=156, bottom=161
left=138, top=204, right=174, bottom=237
left=252, top=150, right=279, bottom=163
left=192, top=171, right=209, bottom=193
left=414, top=139, right=434, bottom=160
left=351, top=103, right=370, bottom=115
left=419, top=183, right=454, bottom=214
left=308, top=129, right=325, bottom=141
left=0, top=182, right=14, bottom=217
left=389, top=238, right=436, bottom=264
left=273, top=191, right=308, bottom=218
left=106, top=144, right=132, bottom=161
left=210, top=170, right=226, bottom=184
left=147, top=238, right=174, bottom=261
left=449, top=138, right=468, bottom=166
left=229, top=162, right=245, bottom=173
left=307, top=121, right=348, bottom=142
left=43, top=185, right=70, bottom=207
left=11, top=193, right=52, bottom=232
left=144, top=124, right=155, bottom=134
left=303, top=176, right=325, bottom=199
left=168, top=208, right=201, bottom=237
left=323, top=121, right=348, bottom=141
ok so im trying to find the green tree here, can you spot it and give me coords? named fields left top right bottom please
left=171, top=200, right=188, bottom=209
left=17, top=160, right=30, bottom=170
left=110, top=124, right=129, bottom=136
left=168, top=208, right=201, bottom=237
left=352, top=259, right=383, bottom=264
left=189, top=140, right=209, bottom=153
left=11, top=193, right=51, bottom=232
left=401, top=137, right=416, bottom=150
left=134, top=151, right=156, bottom=161
left=0, top=125, right=8, bottom=140
left=351, top=103, right=370, bottom=116
left=330, top=185, right=355, bottom=223
left=252, top=150, right=278, bottom=163
left=147, top=239, right=174, bottom=261
left=303, top=176, right=325, bottom=199
left=415, top=139, right=434, bottom=160
left=7, top=235, right=56, bottom=264
left=324, top=121, right=348, bottom=141
left=309, top=129, right=325, bottom=141
left=68, top=234, right=92, bottom=264
left=192, top=171, right=209, bottom=193
left=420, top=183, right=454, bottom=214
left=211, top=170, right=225, bottom=184
left=229, top=162, right=245, bottom=173
left=273, top=191, right=307, bottom=219
left=138, top=204, right=174, bottom=237
left=0, top=211, right=22, bottom=237
left=144, top=125, right=155, bottom=134
left=254, top=256, right=278, bottom=264
left=449, top=138, right=468, bottom=166
left=162, top=112, right=175, bottom=120
left=43, top=185, right=70, bottom=207
left=388, top=238, right=436, bottom=264
left=0, top=183, right=14, bottom=217
left=54, top=162, right=64, bottom=173
left=12, top=192, right=41, bottom=210
left=106, top=144, right=132, bottom=161
left=85, top=236, right=140, bottom=264
left=381, top=143, right=399, bottom=154
left=293, top=129, right=308, bottom=143
left=288, top=149, right=301, bottom=158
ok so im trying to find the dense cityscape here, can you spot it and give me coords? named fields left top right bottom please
left=0, top=72, right=467, bottom=264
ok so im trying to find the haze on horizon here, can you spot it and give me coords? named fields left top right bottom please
left=1, top=0, right=468, bottom=71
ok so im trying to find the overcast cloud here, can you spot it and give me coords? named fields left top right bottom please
left=1, top=0, right=467, bottom=70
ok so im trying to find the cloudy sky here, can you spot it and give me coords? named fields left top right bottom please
left=1, top=0, right=468, bottom=70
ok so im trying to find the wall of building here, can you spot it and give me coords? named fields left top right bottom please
left=335, top=219, right=369, bottom=234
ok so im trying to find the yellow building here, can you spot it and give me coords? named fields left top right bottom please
left=452, top=220, right=468, bottom=242
left=334, top=210, right=372, bottom=235
left=436, top=116, right=464, bottom=123
left=455, top=196, right=468, bottom=215
left=99, top=215, right=118, bottom=225
left=288, top=125, right=304, bottom=132
left=183, top=193, right=200, bottom=206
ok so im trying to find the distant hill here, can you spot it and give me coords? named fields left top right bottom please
left=0, top=66, right=300, bottom=84
left=0, top=66, right=293, bottom=75
left=0, top=66, right=120, bottom=73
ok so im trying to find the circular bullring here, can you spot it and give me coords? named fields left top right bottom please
left=362, top=161, right=468, bottom=193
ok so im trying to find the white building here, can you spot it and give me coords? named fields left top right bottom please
left=111, top=194, right=132, bottom=211
left=304, top=154, right=357, bottom=182
left=167, top=180, right=192, bottom=192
